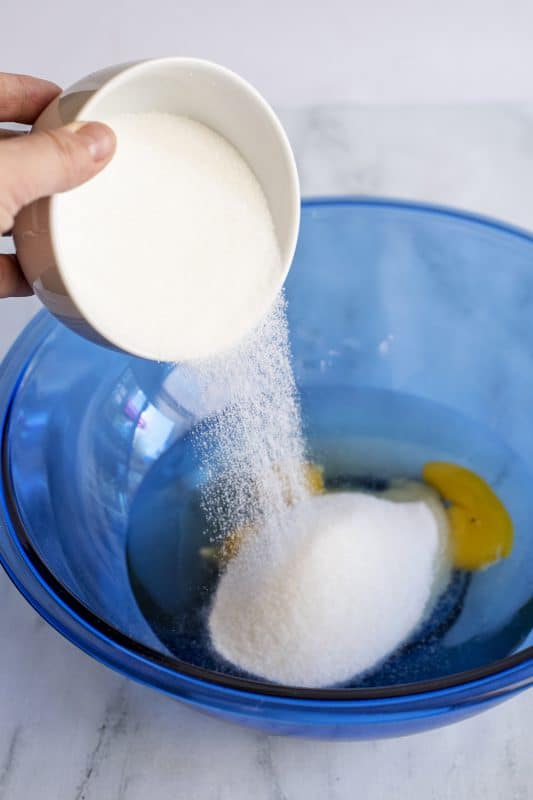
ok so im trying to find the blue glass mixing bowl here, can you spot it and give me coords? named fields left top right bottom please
left=0, top=198, right=532, bottom=739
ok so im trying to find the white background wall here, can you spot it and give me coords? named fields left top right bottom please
left=2, top=0, right=533, bottom=106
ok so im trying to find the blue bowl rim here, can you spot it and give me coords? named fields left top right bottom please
left=1, top=196, right=532, bottom=704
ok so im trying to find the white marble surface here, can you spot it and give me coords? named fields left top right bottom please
left=1, top=105, right=533, bottom=799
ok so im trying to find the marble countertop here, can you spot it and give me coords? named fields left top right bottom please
left=1, top=105, right=532, bottom=799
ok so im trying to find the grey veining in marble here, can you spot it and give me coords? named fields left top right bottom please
left=1, top=104, right=533, bottom=799
left=279, top=104, right=533, bottom=230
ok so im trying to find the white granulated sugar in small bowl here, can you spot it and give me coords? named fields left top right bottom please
left=208, top=491, right=446, bottom=688
left=52, top=112, right=284, bottom=362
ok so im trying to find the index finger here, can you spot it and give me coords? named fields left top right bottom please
left=0, top=73, right=60, bottom=124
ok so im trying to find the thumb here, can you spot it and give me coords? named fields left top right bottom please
left=0, top=122, right=116, bottom=232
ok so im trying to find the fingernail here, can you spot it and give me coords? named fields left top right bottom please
left=66, top=121, right=116, bottom=162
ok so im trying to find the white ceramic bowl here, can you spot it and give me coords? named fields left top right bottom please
left=14, top=57, right=300, bottom=358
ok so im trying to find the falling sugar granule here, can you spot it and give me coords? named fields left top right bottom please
left=189, top=294, right=308, bottom=543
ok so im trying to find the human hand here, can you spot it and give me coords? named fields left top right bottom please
left=0, top=73, right=116, bottom=297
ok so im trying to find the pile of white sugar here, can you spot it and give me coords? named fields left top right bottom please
left=54, top=112, right=283, bottom=362
left=209, top=491, right=447, bottom=688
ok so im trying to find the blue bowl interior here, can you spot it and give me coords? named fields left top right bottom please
left=2, top=199, right=533, bottom=699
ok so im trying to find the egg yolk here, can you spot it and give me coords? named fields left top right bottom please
left=422, top=462, right=513, bottom=570
left=304, top=463, right=325, bottom=495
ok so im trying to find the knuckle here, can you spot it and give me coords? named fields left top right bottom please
left=13, top=74, right=28, bottom=116
left=0, top=150, right=35, bottom=216
left=43, top=128, right=86, bottom=182
left=0, top=73, right=30, bottom=121
left=0, top=193, right=16, bottom=234
left=0, top=73, right=22, bottom=118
